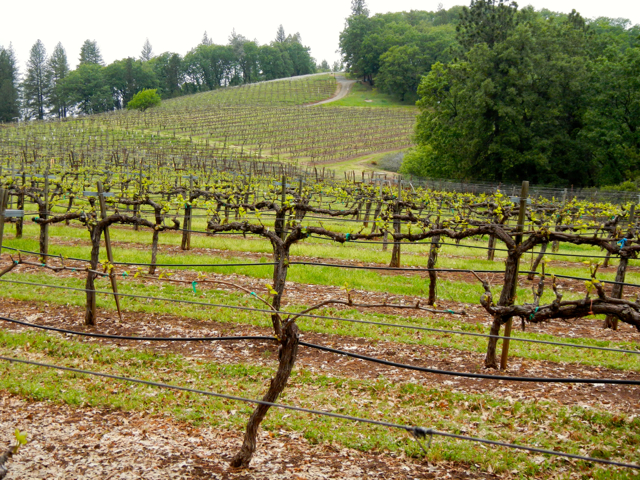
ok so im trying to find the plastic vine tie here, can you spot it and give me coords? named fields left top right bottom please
left=530, top=306, right=540, bottom=320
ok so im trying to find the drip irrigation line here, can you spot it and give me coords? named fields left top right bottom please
left=0, top=315, right=276, bottom=343
left=0, top=246, right=276, bottom=268
left=0, top=279, right=638, bottom=383
left=0, top=355, right=638, bottom=470
left=300, top=341, right=640, bottom=385
left=0, top=354, right=420, bottom=432
left=3, top=310, right=638, bottom=356
left=117, top=261, right=276, bottom=268
left=3, top=277, right=639, bottom=355
left=8, top=242, right=638, bottom=288
left=291, top=261, right=640, bottom=288
left=0, top=277, right=456, bottom=318
left=436, top=241, right=614, bottom=259
left=1, top=246, right=91, bottom=263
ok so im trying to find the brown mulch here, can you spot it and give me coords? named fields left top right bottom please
left=1, top=298, right=639, bottom=414
left=0, top=392, right=498, bottom=480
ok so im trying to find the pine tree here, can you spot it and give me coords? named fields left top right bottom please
left=201, top=31, right=212, bottom=46
left=140, top=38, right=154, bottom=61
left=275, top=25, right=286, bottom=43
left=23, top=39, right=48, bottom=120
left=0, top=44, right=20, bottom=122
left=46, top=42, right=70, bottom=118
left=79, top=39, right=104, bottom=65
left=350, top=0, right=369, bottom=16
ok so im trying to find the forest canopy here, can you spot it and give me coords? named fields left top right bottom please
left=340, top=0, right=640, bottom=187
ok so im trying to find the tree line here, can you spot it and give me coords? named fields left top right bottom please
left=339, top=0, right=462, bottom=101
left=0, top=26, right=331, bottom=122
left=404, top=1, right=640, bottom=187
left=340, top=0, right=640, bottom=187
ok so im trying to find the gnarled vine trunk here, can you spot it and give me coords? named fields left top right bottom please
left=230, top=319, right=299, bottom=468
left=427, top=235, right=440, bottom=305
left=85, top=226, right=102, bottom=326
left=484, top=249, right=520, bottom=368
left=270, top=244, right=289, bottom=338
left=527, top=241, right=548, bottom=280
left=603, top=253, right=630, bottom=330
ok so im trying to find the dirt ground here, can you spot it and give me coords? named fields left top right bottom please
left=1, top=297, right=639, bottom=413
left=0, top=392, right=498, bottom=480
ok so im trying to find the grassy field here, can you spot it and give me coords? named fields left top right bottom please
left=328, top=82, right=419, bottom=109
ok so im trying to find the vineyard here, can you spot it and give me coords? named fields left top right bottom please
left=162, top=74, right=338, bottom=107
left=0, top=74, right=416, bottom=168
left=0, top=77, right=639, bottom=479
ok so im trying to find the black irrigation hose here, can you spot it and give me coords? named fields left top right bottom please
left=1, top=246, right=277, bottom=268
left=292, top=261, right=640, bottom=288
left=0, top=278, right=458, bottom=317
left=0, top=355, right=638, bottom=470
left=0, top=294, right=637, bottom=385
left=1, top=270, right=640, bottom=356
left=3, top=310, right=638, bottom=358
left=436, top=241, right=613, bottom=259
left=0, top=315, right=276, bottom=343
left=300, top=341, right=640, bottom=385
left=4, top=244, right=640, bottom=288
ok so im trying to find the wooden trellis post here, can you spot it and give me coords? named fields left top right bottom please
left=40, top=173, right=50, bottom=264
left=604, top=204, right=635, bottom=330
left=390, top=181, right=402, bottom=267
left=0, top=188, right=8, bottom=256
left=181, top=175, right=196, bottom=250
left=97, top=181, right=123, bottom=321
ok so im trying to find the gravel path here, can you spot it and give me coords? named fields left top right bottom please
left=308, top=75, right=356, bottom=106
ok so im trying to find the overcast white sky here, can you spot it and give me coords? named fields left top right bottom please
left=2, top=0, right=639, bottom=73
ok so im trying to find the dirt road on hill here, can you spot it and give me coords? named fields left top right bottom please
left=308, top=75, right=357, bottom=106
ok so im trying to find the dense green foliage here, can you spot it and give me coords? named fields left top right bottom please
left=339, top=2, right=461, bottom=99
left=0, top=44, right=20, bottom=122
left=404, top=0, right=640, bottom=187
left=126, top=88, right=161, bottom=111
left=180, top=29, right=315, bottom=93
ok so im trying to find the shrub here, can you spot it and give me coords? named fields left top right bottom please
left=127, top=89, right=161, bottom=111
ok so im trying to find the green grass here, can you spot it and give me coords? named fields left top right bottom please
left=319, top=149, right=408, bottom=176
left=6, top=223, right=640, bottom=306
left=1, top=268, right=638, bottom=372
left=1, top=330, right=638, bottom=479
left=327, top=82, right=419, bottom=109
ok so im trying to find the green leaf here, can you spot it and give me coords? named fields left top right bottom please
left=14, top=428, right=27, bottom=445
